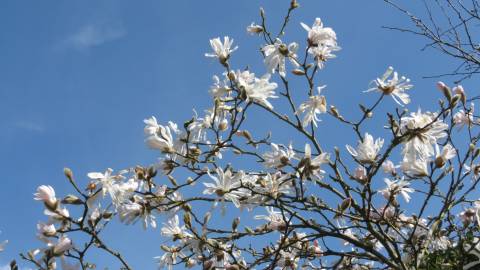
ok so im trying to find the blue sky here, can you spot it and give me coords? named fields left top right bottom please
left=0, top=0, right=477, bottom=269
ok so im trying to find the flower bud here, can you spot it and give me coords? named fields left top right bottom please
left=168, top=175, right=178, bottom=186
left=434, top=156, right=445, bottom=168
left=437, top=81, right=452, bottom=102
left=453, top=85, right=467, bottom=104
left=218, top=119, right=229, bottom=131
left=290, top=0, right=299, bottom=9
left=63, top=168, right=73, bottom=181
left=184, top=213, right=192, bottom=228
left=62, top=195, right=83, bottom=205
left=232, top=217, right=240, bottom=231
left=291, top=69, right=305, bottom=75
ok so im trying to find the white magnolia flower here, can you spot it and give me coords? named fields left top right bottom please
left=300, top=18, right=340, bottom=68
left=52, top=235, right=73, bottom=256
left=203, top=168, right=246, bottom=208
left=453, top=103, right=475, bottom=129
left=37, top=222, right=56, bottom=237
left=161, top=215, right=191, bottom=241
left=118, top=200, right=157, bottom=229
left=400, top=109, right=449, bottom=159
left=346, top=133, right=384, bottom=164
left=380, top=178, right=414, bottom=203
left=108, top=179, right=139, bottom=207
left=87, top=168, right=130, bottom=206
left=401, top=152, right=429, bottom=177
left=156, top=248, right=185, bottom=270
left=246, top=22, right=263, bottom=34
left=354, top=165, right=367, bottom=183
left=252, top=173, right=293, bottom=201
left=430, top=235, right=451, bottom=252
left=369, top=205, right=396, bottom=220
left=298, top=143, right=330, bottom=180
left=44, top=207, right=70, bottom=221
left=365, top=67, right=413, bottom=106
left=209, top=75, right=231, bottom=98
left=205, top=36, right=238, bottom=64
left=34, top=185, right=57, bottom=209
left=301, top=18, right=337, bottom=47
left=309, top=44, right=340, bottom=69
left=434, top=144, right=456, bottom=167
left=188, top=109, right=213, bottom=142
left=297, top=86, right=327, bottom=127
left=382, top=160, right=399, bottom=175
left=275, top=250, right=299, bottom=269
left=262, top=143, right=295, bottom=168
left=255, top=207, right=287, bottom=231
left=459, top=202, right=480, bottom=225
left=237, top=72, right=278, bottom=109
left=144, top=117, right=176, bottom=153
left=464, top=163, right=480, bottom=181
left=262, top=38, right=298, bottom=77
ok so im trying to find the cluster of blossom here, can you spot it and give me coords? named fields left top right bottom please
left=18, top=1, right=480, bottom=269
left=25, top=185, right=77, bottom=269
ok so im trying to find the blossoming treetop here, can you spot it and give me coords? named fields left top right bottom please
left=3, top=1, right=480, bottom=269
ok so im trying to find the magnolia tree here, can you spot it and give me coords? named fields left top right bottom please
left=4, top=1, right=480, bottom=269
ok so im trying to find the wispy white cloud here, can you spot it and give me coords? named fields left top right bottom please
left=14, top=121, right=45, bottom=133
left=64, top=21, right=126, bottom=50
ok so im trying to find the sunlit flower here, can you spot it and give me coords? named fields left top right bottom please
left=161, top=215, right=191, bottom=241
left=188, top=109, right=213, bottom=142
left=52, top=235, right=73, bottom=256
left=300, top=18, right=340, bottom=68
left=434, top=144, right=456, bottom=167
left=382, top=160, right=399, bottom=175
left=118, top=199, right=157, bottom=229
left=236, top=71, right=278, bottom=109
left=156, top=248, right=185, bottom=270
left=275, top=250, right=299, bottom=269
left=346, top=133, right=384, bottom=164
left=253, top=172, right=293, bottom=201
left=209, top=75, right=231, bottom=98
left=400, top=109, right=448, bottom=159
left=262, top=38, right=298, bottom=77
left=144, top=117, right=176, bottom=153
left=44, top=207, right=70, bottom=221
left=354, top=165, right=367, bottom=183
left=297, top=86, right=327, bottom=127
left=203, top=168, right=246, bottom=208
left=262, top=143, right=295, bottom=168
left=255, top=207, right=287, bottom=231
left=301, top=18, right=337, bottom=47
left=205, top=36, right=238, bottom=65
left=298, top=143, right=330, bottom=180
left=453, top=103, right=475, bottom=129
left=369, top=205, right=396, bottom=220
left=34, top=185, right=58, bottom=209
left=365, top=67, right=413, bottom=106
left=401, top=152, right=429, bottom=177
left=87, top=168, right=132, bottom=206
left=246, top=22, right=263, bottom=34
left=37, top=222, right=56, bottom=238
left=380, top=177, right=414, bottom=203
left=309, top=45, right=340, bottom=69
